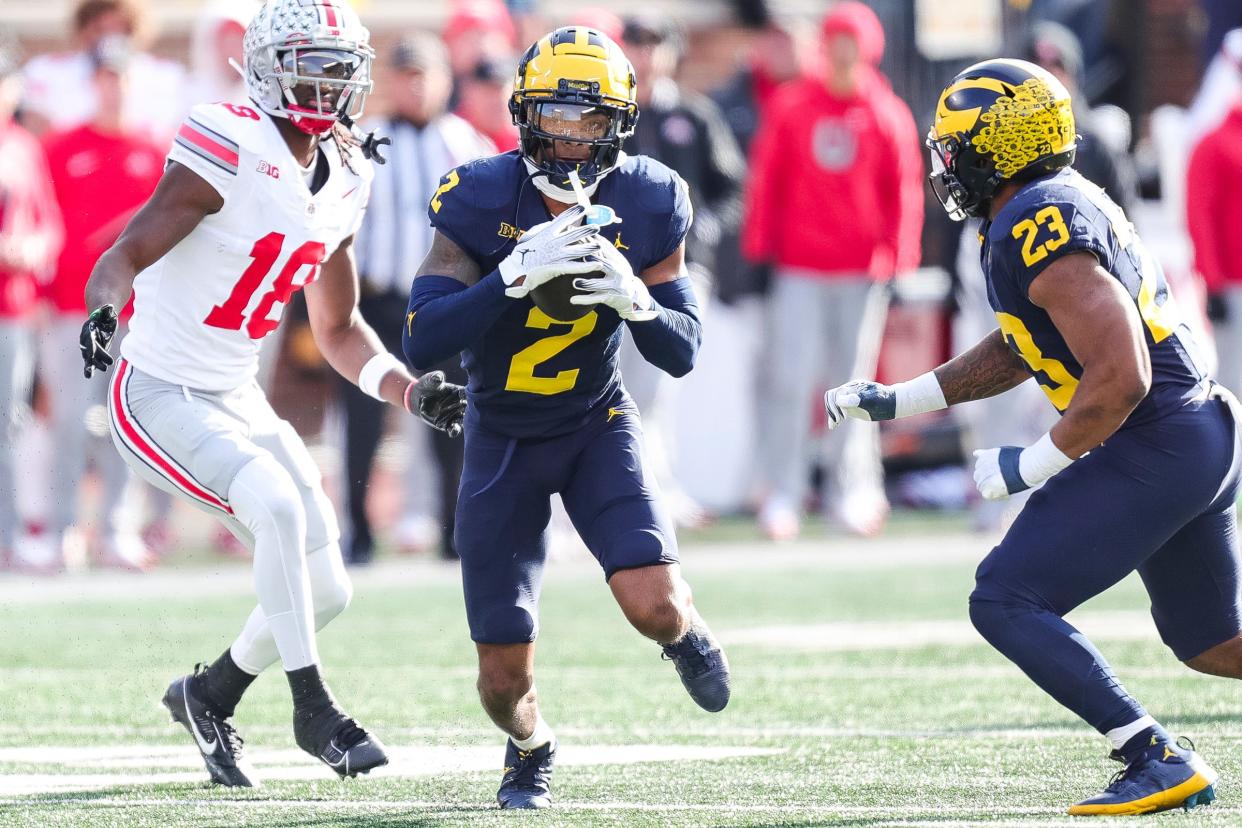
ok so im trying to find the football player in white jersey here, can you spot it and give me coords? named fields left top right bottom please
left=78, top=0, right=466, bottom=787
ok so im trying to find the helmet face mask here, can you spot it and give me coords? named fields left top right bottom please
left=521, top=99, right=626, bottom=181
left=510, top=27, right=639, bottom=200
left=276, top=47, right=369, bottom=134
left=242, top=0, right=375, bottom=136
left=928, top=58, right=1077, bottom=221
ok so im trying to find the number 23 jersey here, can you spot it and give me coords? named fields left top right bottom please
left=121, top=102, right=372, bottom=391
left=981, top=167, right=1208, bottom=428
left=428, top=151, right=692, bottom=438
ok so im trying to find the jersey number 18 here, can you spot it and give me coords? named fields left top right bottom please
left=204, top=232, right=326, bottom=339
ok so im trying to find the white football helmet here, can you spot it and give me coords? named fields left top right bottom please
left=241, top=0, right=374, bottom=135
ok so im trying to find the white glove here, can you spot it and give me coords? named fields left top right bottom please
left=972, top=433, right=1075, bottom=500
left=500, top=204, right=602, bottom=299
left=824, top=372, right=947, bottom=430
left=568, top=239, right=659, bottom=322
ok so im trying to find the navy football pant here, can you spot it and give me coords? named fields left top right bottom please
left=970, top=396, right=1242, bottom=735
left=455, top=408, right=679, bottom=644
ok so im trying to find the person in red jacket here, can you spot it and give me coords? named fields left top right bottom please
left=742, top=1, right=923, bottom=541
left=0, top=41, right=63, bottom=569
left=39, top=42, right=163, bottom=570
left=1187, top=100, right=1242, bottom=397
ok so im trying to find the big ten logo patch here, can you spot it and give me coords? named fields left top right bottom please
left=498, top=222, right=526, bottom=241
left=257, top=160, right=281, bottom=180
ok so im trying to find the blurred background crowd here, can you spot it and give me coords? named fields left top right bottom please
left=0, top=0, right=1239, bottom=573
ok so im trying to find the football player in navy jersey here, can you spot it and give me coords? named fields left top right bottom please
left=825, top=59, right=1242, bottom=815
left=402, top=27, right=730, bottom=809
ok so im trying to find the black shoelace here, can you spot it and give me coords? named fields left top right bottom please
left=662, top=632, right=713, bottom=678
left=506, top=746, right=551, bottom=790
left=1104, top=736, right=1196, bottom=793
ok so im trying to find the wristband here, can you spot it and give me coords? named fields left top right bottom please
left=1017, top=432, right=1075, bottom=486
left=359, top=352, right=402, bottom=401
left=894, top=371, right=948, bottom=419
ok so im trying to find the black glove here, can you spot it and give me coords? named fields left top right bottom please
left=80, top=304, right=118, bottom=379
left=1207, top=291, right=1228, bottom=323
left=407, top=370, right=467, bottom=438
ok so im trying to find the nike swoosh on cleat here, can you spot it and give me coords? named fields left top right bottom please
left=182, top=681, right=221, bottom=757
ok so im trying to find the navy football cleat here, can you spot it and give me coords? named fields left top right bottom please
left=162, top=666, right=258, bottom=788
left=293, top=706, right=388, bottom=779
left=1068, top=737, right=1218, bottom=816
left=661, top=625, right=731, bottom=712
left=497, top=738, right=556, bottom=809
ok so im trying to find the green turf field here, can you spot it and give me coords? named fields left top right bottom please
left=2, top=514, right=1239, bottom=826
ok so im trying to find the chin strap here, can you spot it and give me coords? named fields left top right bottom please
left=523, top=153, right=627, bottom=204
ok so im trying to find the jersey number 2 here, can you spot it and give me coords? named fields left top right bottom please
left=505, top=308, right=597, bottom=395
left=204, top=232, right=326, bottom=339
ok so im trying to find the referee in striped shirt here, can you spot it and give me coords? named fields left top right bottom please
left=343, top=33, right=494, bottom=564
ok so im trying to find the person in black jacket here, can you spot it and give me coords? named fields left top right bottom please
left=621, top=17, right=745, bottom=285
left=618, top=16, right=746, bottom=527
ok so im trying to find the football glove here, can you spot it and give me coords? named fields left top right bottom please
left=972, top=434, right=1074, bottom=500
left=405, top=371, right=467, bottom=438
left=80, top=304, right=118, bottom=379
left=824, top=372, right=948, bottom=429
left=500, top=205, right=602, bottom=299
left=569, top=240, right=659, bottom=322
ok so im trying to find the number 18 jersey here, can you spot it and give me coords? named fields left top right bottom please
left=121, top=102, right=373, bottom=391
left=981, top=167, right=1209, bottom=428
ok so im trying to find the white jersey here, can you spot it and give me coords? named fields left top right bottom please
left=122, top=102, right=373, bottom=391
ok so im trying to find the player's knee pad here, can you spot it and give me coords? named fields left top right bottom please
left=229, top=455, right=307, bottom=542
left=307, top=541, right=353, bottom=626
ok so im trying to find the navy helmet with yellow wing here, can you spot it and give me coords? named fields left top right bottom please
left=927, top=58, right=1077, bottom=221
left=509, top=26, right=639, bottom=202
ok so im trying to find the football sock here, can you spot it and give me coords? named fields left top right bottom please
left=287, top=664, right=334, bottom=715
left=1115, top=720, right=1172, bottom=764
left=968, top=595, right=1151, bottom=740
left=228, top=456, right=319, bottom=671
left=512, top=713, right=554, bottom=751
left=200, top=648, right=258, bottom=717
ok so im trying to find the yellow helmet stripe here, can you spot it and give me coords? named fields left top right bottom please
left=934, top=76, right=1011, bottom=140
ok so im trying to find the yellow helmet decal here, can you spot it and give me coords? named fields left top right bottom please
left=973, top=77, right=1075, bottom=178
left=933, top=75, right=1011, bottom=141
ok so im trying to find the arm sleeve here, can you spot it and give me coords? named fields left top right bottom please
left=402, top=271, right=510, bottom=370
left=626, top=277, right=702, bottom=378
left=1186, top=138, right=1228, bottom=295
left=167, top=105, right=240, bottom=200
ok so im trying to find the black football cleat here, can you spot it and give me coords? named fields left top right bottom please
left=162, top=666, right=258, bottom=787
left=661, top=625, right=732, bottom=712
left=497, top=737, right=556, bottom=809
left=293, top=706, right=388, bottom=779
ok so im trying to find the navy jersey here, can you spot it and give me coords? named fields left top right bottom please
left=427, top=151, right=692, bottom=438
left=982, top=168, right=1208, bottom=428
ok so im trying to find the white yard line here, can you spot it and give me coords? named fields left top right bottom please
left=0, top=744, right=782, bottom=797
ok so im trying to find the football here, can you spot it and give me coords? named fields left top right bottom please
left=530, top=269, right=601, bottom=322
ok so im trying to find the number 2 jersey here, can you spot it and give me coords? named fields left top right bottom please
left=121, top=102, right=373, bottom=391
left=981, top=167, right=1208, bottom=428
left=428, top=150, right=692, bottom=438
